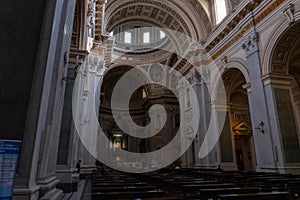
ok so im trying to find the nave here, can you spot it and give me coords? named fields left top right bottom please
left=83, top=166, right=300, bottom=200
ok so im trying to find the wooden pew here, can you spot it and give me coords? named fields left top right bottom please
left=217, top=191, right=289, bottom=200
left=92, top=185, right=158, bottom=193
left=92, top=190, right=164, bottom=199
left=198, top=187, right=260, bottom=200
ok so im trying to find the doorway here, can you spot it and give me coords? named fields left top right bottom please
left=234, top=135, right=255, bottom=171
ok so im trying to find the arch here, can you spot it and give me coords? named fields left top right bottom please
left=211, top=60, right=250, bottom=102
left=217, top=66, right=255, bottom=171
left=263, top=14, right=300, bottom=75
left=104, top=0, right=212, bottom=41
left=223, top=60, right=250, bottom=84
left=103, top=63, right=152, bottom=84
left=103, top=64, right=156, bottom=95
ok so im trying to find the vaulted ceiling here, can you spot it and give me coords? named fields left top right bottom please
left=104, top=0, right=212, bottom=41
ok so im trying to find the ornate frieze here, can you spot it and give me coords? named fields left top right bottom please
left=206, top=0, right=285, bottom=61
left=106, top=1, right=192, bottom=36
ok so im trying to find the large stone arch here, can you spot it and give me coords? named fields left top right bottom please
left=104, top=0, right=212, bottom=41
left=263, top=14, right=300, bottom=75
left=103, top=63, right=152, bottom=84
left=262, top=17, right=300, bottom=170
left=217, top=66, right=256, bottom=171
left=211, top=60, right=250, bottom=102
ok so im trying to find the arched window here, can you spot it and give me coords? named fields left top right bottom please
left=110, top=31, right=114, bottom=37
left=160, top=30, right=166, bottom=39
left=124, top=31, right=132, bottom=43
left=143, top=32, right=150, bottom=43
left=215, top=0, right=227, bottom=24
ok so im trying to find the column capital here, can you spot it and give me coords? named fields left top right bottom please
left=69, top=49, right=89, bottom=65
left=187, top=69, right=202, bottom=85
left=242, top=31, right=259, bottom=56
left=87, top=52, right=105, bottom=74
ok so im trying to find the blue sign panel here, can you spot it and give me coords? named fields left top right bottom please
left=0, top=140, right=22, bottom=200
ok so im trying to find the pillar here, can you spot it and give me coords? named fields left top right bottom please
left=56, top=50, right=88, bottom=192
left=177, top=80, right=188, bottom=167
left=13, top=0, right=76, bottom=199
left=242, top=31, right=277, bottom=172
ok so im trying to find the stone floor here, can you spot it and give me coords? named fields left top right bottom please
left=59, top=180, right=89, bottom=200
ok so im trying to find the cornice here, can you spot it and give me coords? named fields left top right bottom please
left=69, top=49, right=89, bottom=65
left=207, top=0, right=286, bottom=61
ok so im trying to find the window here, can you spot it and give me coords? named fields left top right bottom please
left=160, top=30, right=166, bottom=39
left=110, top=31, right=114, bottom=37
left=143, top=32, right=150, bottom=43
left=215, top=0, right=227, bottom=24
left=124, top=31, right=132, bottom=43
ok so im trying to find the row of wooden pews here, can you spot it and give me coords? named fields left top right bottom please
left=91, top=168, right=180, bottom=199
left=91, top=166, right=300, bottom=199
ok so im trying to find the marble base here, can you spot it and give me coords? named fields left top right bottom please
left=40, top=188, right=63, bottom=200
left=13, top=185, right=40, bottom=200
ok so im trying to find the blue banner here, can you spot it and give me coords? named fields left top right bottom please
left=0, top=140, right=22, bottom=200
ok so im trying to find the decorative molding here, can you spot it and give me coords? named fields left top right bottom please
left=87, top=53, right=103, bottom=72
left=222, top=56, right=228, bottom=68
left=207, top=0, right=285, bottom=60
left=283, top=4, right=295, bottom=25
left=106, top=1, right=192, bottom=36
left=105, top=0, right=212, bottom=39
left=187, top=69, right=202, bottom=85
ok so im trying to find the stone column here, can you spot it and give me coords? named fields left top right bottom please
left=56, top=51, right=88, bottom=192
left=177, top=80, right=188, bottom=167
left=13, top=0, right=76, bottom=199
left=38, top=0, right=79, bottom=194
left=189, top=69, right=209, bottom=168
left=79, top=52, right=105, bottom=176
left=242, top=31, right=277, bottom=172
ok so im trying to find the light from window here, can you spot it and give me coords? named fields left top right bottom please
left=142, top=89, right=147, bottom=99
left=215, top=0, right=227, bottom=24
left=110, top=31, right=114, bottom=37
left=124, top=31, right=132, bottom=43
left=143, top=32, right=150, bottom=43
left=160, top=30, right=166, bottom=39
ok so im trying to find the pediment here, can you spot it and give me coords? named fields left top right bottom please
left=232, top=122, right=252, bottom=134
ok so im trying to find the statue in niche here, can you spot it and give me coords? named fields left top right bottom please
left=87, top=1, right=95, bottom=38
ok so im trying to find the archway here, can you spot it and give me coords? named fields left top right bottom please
left=104, top=0, right=212, bottom=41
left=267, top=21, right=300, bottom=169
left=220, top=68, right=256, bottom=171
left=99, top=66, right=180, bottom=169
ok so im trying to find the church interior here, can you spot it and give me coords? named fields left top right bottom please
left=2, top=0, right=300, bottom=199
